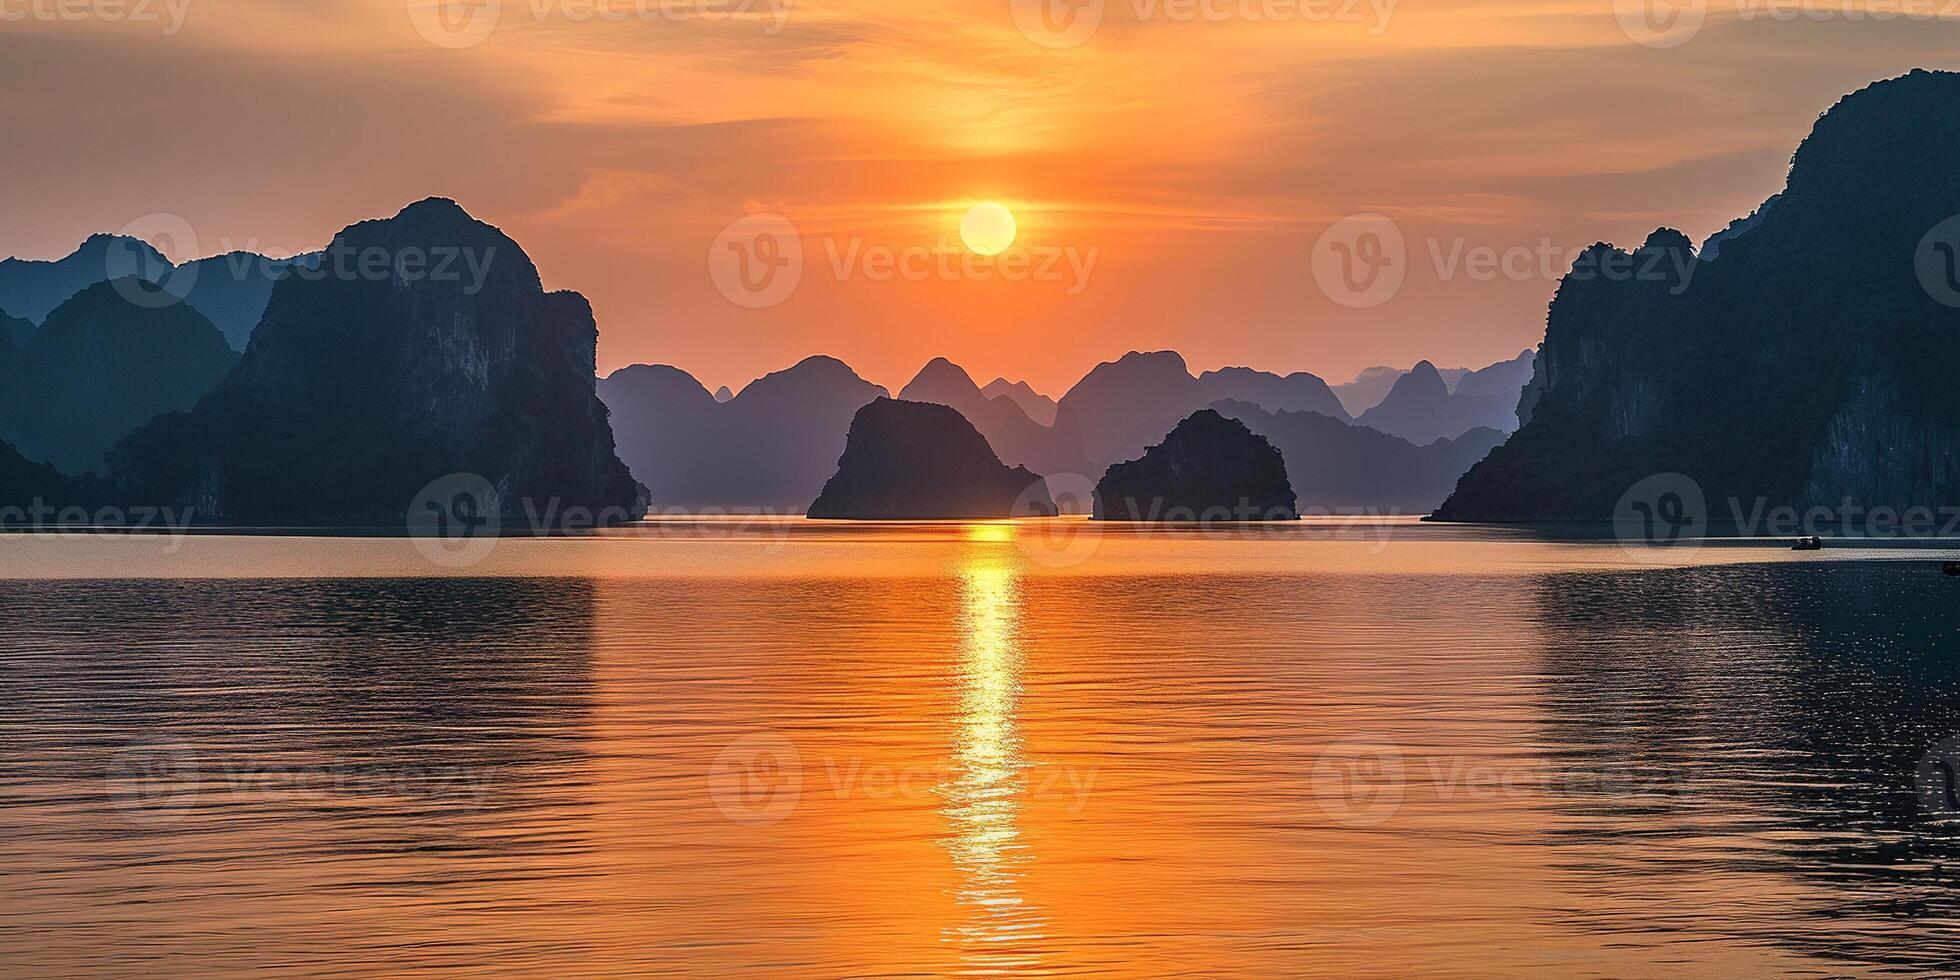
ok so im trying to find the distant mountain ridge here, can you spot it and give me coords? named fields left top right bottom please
left=0, top=234, right=316, bottom=350
left=600, top=355, right=888, bottom=512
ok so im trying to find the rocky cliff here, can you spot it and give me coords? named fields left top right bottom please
left=1093, top=408, right=1296, bottom=521
left=1435, top=70, right=1960, bottom=522
left=109, top=198, right=645, bottom=524
left=808, top=398, right=1055, bottom=519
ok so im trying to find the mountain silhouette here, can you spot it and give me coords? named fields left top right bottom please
left=0, top=234, right=169, bottom=324
left=1093, top=408, right=1297, bottom=521
left=600, top=355, right=887, bottom=511
left=1195, top=366, right=1351, bottom=421
left=164, top=251, right=321, bottom=350
left=1452, top=349, right=1536, bottom=401
left=1436, top=71, right=1960, bottom=521
left=0, top=234, right=315, bottom=351
left=0, top=435, right=83, bottom=508
left=713, top=385, right=734, bottom=403
left=1212, top=399, right=1504, bottom=513
left=109, top=198, right=643, bottom=524
left=1056, top=350, right=1349, bottom=472
left=808, top=398, right=1054, bottom=519
left=982, top=377, right=1057, bottom=425
left=0, top=279, right=237, bottom=476
left=1355, top=358, right=1523, bottom=445
left=897, top=357, right=1088, bottom=478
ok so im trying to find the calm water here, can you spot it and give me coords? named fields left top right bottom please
left=4, top=519, right=1960, bottom=976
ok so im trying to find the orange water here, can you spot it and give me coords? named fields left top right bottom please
left=3, top=520, right=1958, bottom=975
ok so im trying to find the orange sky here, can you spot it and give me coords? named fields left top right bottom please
left=2, top=0, right=1955, bottom=393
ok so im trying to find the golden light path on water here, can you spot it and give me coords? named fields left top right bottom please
left=940, top=556, right=1043, bottom=971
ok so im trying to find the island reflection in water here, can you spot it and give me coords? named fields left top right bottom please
left=1, top=520, right=1958, bottom=976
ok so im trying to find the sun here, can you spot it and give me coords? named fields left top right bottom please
left=960, top=202, right=1017, bottom=256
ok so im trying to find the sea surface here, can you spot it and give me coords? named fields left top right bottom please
left=4, top=518, right=1960, bottom=977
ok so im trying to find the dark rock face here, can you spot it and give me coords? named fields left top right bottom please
left=808, top=398, right=1054, bottom=519
left=599, top=355, right=886, bottom=512
left=0, top=435, right=84, bottom=509
left=0, top=308, right=30, bottom=347
left=1092, top=408, right=1296, bottom=521
left=0, top=279, right=237, bottom=476
left=1212, top=399, right=1503, bottom=513
left=109, top=198, right=644, bottom=525
left=1438, top=70, right=1960, bottom=522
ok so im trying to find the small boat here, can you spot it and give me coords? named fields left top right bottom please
left=1791, top=536, right=1824, bottom=551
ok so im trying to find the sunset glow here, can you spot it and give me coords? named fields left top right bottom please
left=1, top=0, right=1951, bottom=393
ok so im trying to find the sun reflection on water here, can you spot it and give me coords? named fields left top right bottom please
left=939, top=556, right=1045, bottom=971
